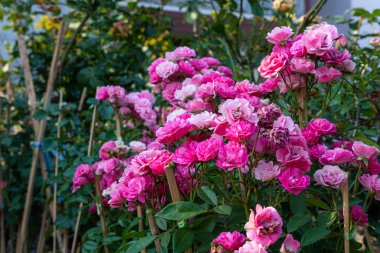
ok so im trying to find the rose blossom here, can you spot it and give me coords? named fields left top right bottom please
left=244, top=204, right=283, bottom=246
left=174, top=84, right=197, bottom=101
left=219, top=98, right=258, bottom=124
left=259, top=78, right=279, bottom=93
left=315, top=66, right=341, bottom=83
left=276, top=145, right=311, bottom=171
left=351, top=205, right=368, bottom=226
left=352, top=141, right=380, bottom=160
left=309, top=144, right=328, bottom=161
left=280, top=234, right=300, bottom=253
left=155, top=61, right=179, bottom=79
left=234, top=241, right=267, bottom=253
left=290, top=57, right=315, bottom=74
left=196, top=137, right=222, bottom=162
left=224, top=121, right=257, bottom=142
left=216, top=141, right=249, bottom=170
left=131, top=149, right=172, bottom=176
left=129, top=141, right=146, bottom=153
left=314, top=165, right=347, bottom=189
left=172, top=141, right=199, bottom=167
left=302, top=128, right=320, bottom=146
left=212, top=231, right=246, bottom=251
left=173, top=46, right=196, bottom=59
left=277, top=168, right=310, bottom=194
left=124, top=176, right=149, bottom=203
left=254, top=160, right=280, bottom=182
left=258, top=52, right=288, bottom=78
left=358, top=174, right=380, bottom=193
left=303, top=23, right=340, bottom=56
left=266, top=26, right=293, bottom=45
left=187, top=111, right=217, bottom=130
left=290, top=38, right=307, bottom=57
left=307, top=118, right=337, bottom=136
left=319, top=148, right=355, bottom=165
left=156, top=116, right=191, bottom=144
left=235, top=80, right=262, bottom=96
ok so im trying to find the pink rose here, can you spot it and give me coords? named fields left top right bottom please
left=313, top=165, right=347, bottom=189
left=273, top=115, right=301, bottom=136
left=315, top=66, right=341, bottom=83
left=186, top=99, right=213, bottom=112
left=196, top=137, right=222, bottom=162
left=319, top=148, right=355, bottom=165
left=332, top=141, right=354, bottom=150
left=278, top=73, right=306, bottom=93
left=156, top=116, right=191, bottom=144
left=129, top=141, right=147, bottom=153
left=280, top=234, right=300, bottom=253
left=174, top=84, right=197, bottom=101
left=96, top=86, right=109, bottom=101
left=173, top=46, right=196, bottom=59
left=224, top=121, right=257, bottom=142
left=108, top=184, right=126, bottom=208
left=266, top=26, right=293, bottom=45
left=217, top=66, right=233, bottom=77
left=358, top=174, right=380, bottom=193
left=303, top=23, right=340, bottom=56
left=352, top=141, right=380, bottom=160
left=216, top=141, right=249, bottom=170
left=277, top=168, right=310, bottom=194
left=212, top=231, right=246, bottom=251
left=351, top=205, right=368, bottom=226
left=309, top=144, right=328, bottom=161
left=365, top=157, right=380, bottom=175
left=219, top=98, right=258, bottom=124
left=196, top=82, right=217, bottom=99
left=131, top=149, right=172, bottom=176
left=173, top=141, right=199, bottom=167
left=259, top=78, right=279, bottom=93
left=244, top=204, right=283, bottom=246
left=276, top=146, right=312, bottom=171
left=178, top=61, right=196, bottom=76
left=125, top=176, right=149, bottom=203
left=162, top=82, right=182, bottom=104
left=235, top=80, right=262, bottom=96
left=254, top=160, right=280, bottom=182
left=290, top=38, right=307, bottom=57
left=302, top=128, right=320, bottom=146
left=234, top=241, right=267, bottom=253
left=290, top=57, right=315, bottom=74
left=307, top=118, right=337, bottom=136
left=202, top=56, right=220, bottom=66
left=99, top=140, right=128, bottom=160
left=187, top=111, right=217, bottom=130
left=258, top=52, right=288, bottom=78
left=155, top=61, right=179, bottom=79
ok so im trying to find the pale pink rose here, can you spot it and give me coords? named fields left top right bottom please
left=258, top=52, right=288, bottom=78
left=131, top=149, right=172, bottom=176
left=276, top=146, right=311, bottom=171
left=166, top=108, right=187, bottom=122
left=342, top=60, right=356, bottom=72
left=196, top=137, right=222, bottom=162
left=290, top=57, right=315, bottom=73
left=196, top=82, right=217, bottom=99
left=224, top=121, right=257, bottom=142
left=307, top=118, right=337, bottom=136
left=314, top=165, right=347, bottom=189
left=156, top=116, right=191, bottom=144
left=173, top=141, right=199, bottom=167
left=156, top=61, right=179, bottom=79
left=315, top=66, right=341, bottom=83
left=244, top=204, right=283, bottom=246
left=319, top=148, right=355, bottom=165
left=187, top=111, right=217, bottom=130
left=259, top=78, right=279, bottom=93
left=174, top=46, right=196, bottom=59
left=358, top=174, right=380, bottom=193
left=212, top=231, right=246, bottom=251
left=273, top=116, right=298, bottom=136
left=234, top=241, right=267, bottom=253
left=303, top=23, right=340, bottom=56
left=147, top=141, right=164, bottom=151
left=266, top=26, right=293, bottom=45
left=216, top=141, right=249, bottom=170
left=277, top=73, right=306, bottom=93
left=219, top=98, right=258, bottom=124
left=290, top=38, right=307, bottom=57
left=369, top=37, right=380, bottom=47
left=99, top=140, right=128, bottom=160
left=174, top=84, right=197, bottom=101
left=277, top=167, right=310, bottom=194
left=162, top=82, right=181, bottom=104
left=254, top=160, right=280, bottom=182
left=309, top=144, right=328, bottom=161
left=129, top=141, right=146, bottom=153
left=178, top=61, right=196, bottom=76
left=235, top=80, right=262, bottom=96
left=280, top=234, right=300, bottom=253
left=128, top=90, right=155, bottom=104
left=352, top=141, right=380, bottom=160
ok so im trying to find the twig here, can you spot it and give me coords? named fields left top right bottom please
left=16, top=22, right=66, bottom=253
left=294, top=0, right=328, bottom=37
left=341, top=178, right=350, bottom=253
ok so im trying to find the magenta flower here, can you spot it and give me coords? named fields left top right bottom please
left=315, top=66, right=341, bottom=83
left=307, top=118, right=337, bottom=136
left=319, top=148, right=355, bottom=165
left=280, top=234, right=300, bottom=253
left=156, top=116, right=191, bottom=144
left=313, top=165, right=347, bottom=189
left=258, top=52, right=288, bottom=78
left=173, top=141, right=199, bottom=167
left=276, top=146, right=312, bottom=171
left=302, top=23, right=340, bottom=56
left=358, top=174, right=380, bottom=193
left=277, top=168, right=310, bottom=194
left=216, top=141, right=249, bottom=170
left=224, top=121, right=257, bottom=142
left=244, top=204, right=283, bottom=246
left=219, top=98, right=258, bottom=124
left=340, top=205, right=368, bottom=226
left=290, top=57, right=315, bottom=74
left=259, top=78, right=279, bottom=93
left=196, top=137, right=222, bottom=162
left=309, top=144, right=328, bottom=161
left=212, top=231, right=246, bottom=251
left=266, top=26, right=293, bottom=45
left=352, top=141, right=380, bottom=160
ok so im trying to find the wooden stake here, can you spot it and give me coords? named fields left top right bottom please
left=16, top=22, right=66, bottom=253
left=36, top=203, right=49, bottom=253
left=53, top=90, right=63, bottom=253
left=342, top=179, right=350, bottom=253
left=93, top=176, right=109, bottom=253
left=296, top=87, right=307, bottom=128
left=78, top=87, right=87, bottom=112
left=71, top=103, right=98, bottom=253
left=147, top=211, right=161, bottom=253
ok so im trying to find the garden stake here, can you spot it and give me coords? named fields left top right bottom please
left=71, top=103, right=97, bottom=253
left=114, top=111, right=146, bottom=253
left=36, top=203, right=49, bottom=253
left=147, top=210, right=161, bottom=253
left=296, top=88, right=307, bottom=128
left=165, top=163, right=192, bottom=253
left=94, top=175, right=110, bottom=253
left=16, top=22, right=66, bottom=253
left=53, top=90, right=64, bottom=253
left=78, top=87, right=87, bottom=112
left=342, top=178, right=350, bottom=253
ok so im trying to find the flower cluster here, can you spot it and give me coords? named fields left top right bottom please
left=259, top=23, right=355, bottom=93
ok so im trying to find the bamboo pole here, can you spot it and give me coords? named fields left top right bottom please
left=36, top=203, right=49, bottom=253
left=71, top=103, right=97, bottom=253
left=147, top=210, right=161, bottom=253
left=63, top=229, right=68, bottom=253
left=78, top=87, right=87, bottom=112
left=16, top=22, right=66, bottom=253
left=53, top=90, right=63, bottom=253
left=296, top=88, right=307, bottom=128
left=94, top=176, right=109, bottom=253
left=342, top=179, right=350, bottom=253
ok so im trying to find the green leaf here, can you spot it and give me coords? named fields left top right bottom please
left=247, top=0, right=263, bottom=16
left=213, top=205, right=232, bottom=215
left=156, top=201, right=207, bottom=220
left=126, top=236, right=156, bottom=253
left=82, top=241, right=98, bottom=251
left=290, top=194, right=307, bottom=214
left=98, top=102, right=114, bottom=120
left=301, top=227, right=331, bottom=246
left=197, top=186, right=217, bottom=206
left=33, top=109, right=48, bottom=120
left=172, top=228, right=194, bottom=253
left=287, top=214, right=311, bottom=233
left=160, top=232, right=171, bottom=253
left=317, top=212, right=337, bottom=227
left=156, top=216, right=168, bottom=230
left=307, top=197, right=330, bottom=210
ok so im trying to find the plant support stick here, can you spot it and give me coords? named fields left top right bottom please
left=342, top=178, right=350, bottom=253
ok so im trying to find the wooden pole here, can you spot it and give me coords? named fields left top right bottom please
left=147, top=210, right=161, bottom=253
left=36, top=203, right=49, bottom=253
left=71, top=103, right=97, bottom=253
left=93, top=176, right=109, bottom=253
left=296, top=88, right=307, bottom=128
left=78, top=87, right=87, bottom=112
left=342, top=179, right=350, bottom=253
left=53, top=90, right=63, bottom=253
left=16, top=22, right=66, bottom=253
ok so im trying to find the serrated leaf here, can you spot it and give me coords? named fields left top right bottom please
left=213, top=205, right=232, bottom=215
left=287, top=214, right=311, bottom=233
left=173, top=228, right=194, bottom=253
left=301, top=227, right=331, bottom=246
left=156, top=201, right=206, bottom=220
left=126, top=236, right=156, bottom=253
left=197, top=186, right=217, bottom=206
